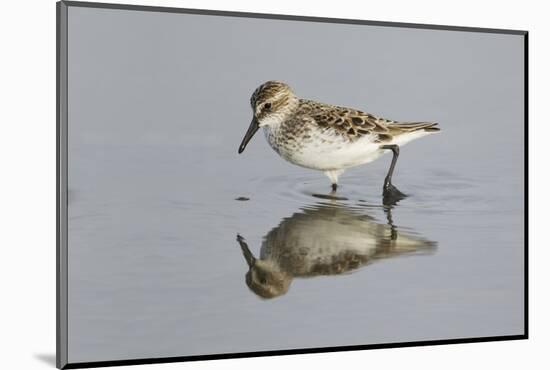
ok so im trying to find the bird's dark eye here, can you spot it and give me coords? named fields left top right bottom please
left=263, top=103, right=272, bottom=111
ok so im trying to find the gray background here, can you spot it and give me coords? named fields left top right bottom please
left=67, top=6, right=524, bottom=363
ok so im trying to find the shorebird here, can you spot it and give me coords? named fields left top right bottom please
left=238, top=81, right=440, bottom=203
left=237, top=204, right=436, bottom=299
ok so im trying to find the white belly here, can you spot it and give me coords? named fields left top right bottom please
left=299, top=141, right=385, bottom=170
left=264, top=126, right=433, bottom=172
left=274, top=134, right=385, bottom=171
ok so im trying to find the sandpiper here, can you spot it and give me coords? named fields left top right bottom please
left=237, top=204, right=436, bottom=298
left=238, top=81, right=440, bottom=203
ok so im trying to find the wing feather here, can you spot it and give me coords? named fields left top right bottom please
left=298, top=99, right=438, bottom=143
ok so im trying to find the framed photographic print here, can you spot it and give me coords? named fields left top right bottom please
left=57, top=1, right=528, bottom=368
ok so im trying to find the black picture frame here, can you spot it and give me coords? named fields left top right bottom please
left=57, top=1, right=529, bottom=368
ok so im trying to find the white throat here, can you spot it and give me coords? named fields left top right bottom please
left=258, top=112, right=286, bottom=128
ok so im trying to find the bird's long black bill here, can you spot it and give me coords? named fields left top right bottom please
left=237, top=234, right=256, bottom=267
left=238, top=117, right=259, bottom=154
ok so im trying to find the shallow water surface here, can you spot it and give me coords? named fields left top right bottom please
left=68, top=149, right=524, bottom=361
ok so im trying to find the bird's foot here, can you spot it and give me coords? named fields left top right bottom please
left=383, top=183, right=407, bottom=206
left=311, top=182, right=347, bottom=200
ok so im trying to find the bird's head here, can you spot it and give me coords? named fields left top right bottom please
left=245, top=260, right=291, bottom=299
left=238, top=81, right=299, bottom=154
left=237, top=234, right=292, bottom=299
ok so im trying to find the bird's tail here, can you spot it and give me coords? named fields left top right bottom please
left=389, top=122, right=440, bottom=134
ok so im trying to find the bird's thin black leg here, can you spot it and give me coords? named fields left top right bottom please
left=380, top=144, right=407, bottom=205
left=383, top=205, right=398, bottom=241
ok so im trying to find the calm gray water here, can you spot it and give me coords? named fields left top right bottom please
left=66, top=6, right=524, bottom=363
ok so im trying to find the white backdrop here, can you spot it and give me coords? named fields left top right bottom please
left=0, top=0, right=545, bottom=369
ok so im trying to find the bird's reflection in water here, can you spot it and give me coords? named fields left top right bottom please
left=237, top=203, right=436, bottom=299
